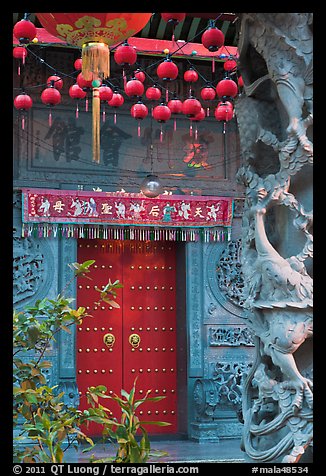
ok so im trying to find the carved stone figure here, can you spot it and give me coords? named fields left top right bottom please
left=235, top=13, right=313, bottom=463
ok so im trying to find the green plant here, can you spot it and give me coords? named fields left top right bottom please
left=13, top=260, right=122, bottom=463
left=85, top=378, right=171, bottom=463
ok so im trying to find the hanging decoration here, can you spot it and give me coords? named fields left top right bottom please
left=47, top=75, right=63, bottom=90
left=98, top=84, right=113, bottom=122
left=13, top=46, right=28, bottom=75
left=200, top=85, right=216, bottom=116
left=36, top=13, right=151, bottom=164
left=131, top=100, right=148, bottom=136
left=114, top=40, right=138, bottom=87
left=74, top=57, right=82, bottom=70
left=182, top=96, right=202, bottom=117
left=40, top=81, right=61, bottom=126
left=13, top=16, right=37, bottom=44
left=108, top=90, right=124, bottom=124
left=152, top=102, right=171, bottom=141
left=14, top=92, right=33, bottom=130
left=124, top=77, right=144, bottom=97
left=68, top=83, right=87, bottom=118
left=133, top=69, right=146, bottom=83
left=160, top=13, right=186, bottom=42
left=216, top=77, right=238, bottom=99
left=21, top=188, right=233, bottom=242
left=189, top=107, right=205, bottom=140
left=167, top=94, right=183, bottom=131
left=223, top=57, right=237, bottom=73
left=201, top=19, right=225, bottom=73
left=140, top=174, right=163, bottom=198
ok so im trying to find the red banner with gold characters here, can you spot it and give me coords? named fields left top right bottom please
left=21, top=188, right=233, bottom=242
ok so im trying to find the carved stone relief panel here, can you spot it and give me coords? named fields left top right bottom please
left=13, top=193, right=58, bottom=310
left=205, top=240, right=247, bottom=321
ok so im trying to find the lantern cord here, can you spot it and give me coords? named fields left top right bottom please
left=92, top=87, right=101, bottom=164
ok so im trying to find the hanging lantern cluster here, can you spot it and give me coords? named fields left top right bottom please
left=13, top=12, right=243, bottom=160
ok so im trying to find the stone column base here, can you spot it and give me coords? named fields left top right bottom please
left=190, top=419, right=243, bottom=442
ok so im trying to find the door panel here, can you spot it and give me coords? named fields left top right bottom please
left=77, top=239, right=178, bottom=436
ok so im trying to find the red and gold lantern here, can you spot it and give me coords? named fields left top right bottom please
left=36, top=13, right=151, bottom=163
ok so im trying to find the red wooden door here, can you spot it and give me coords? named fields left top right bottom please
left=77, top=239, right=178, bottom=436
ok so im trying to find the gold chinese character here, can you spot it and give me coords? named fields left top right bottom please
left=53, top=200, right=65, bottom=213
left=149, top=205, right=160, bottom=217
left=101, top=203, right=113, bottom=214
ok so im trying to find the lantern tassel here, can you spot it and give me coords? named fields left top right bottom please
left=82, top=42, right=110, bottom=81
left=92, top=87, right=101, bottom=164
left=48, top=110, right=52, bottom=127
left=138, top=121, right=141, bottom=137
left=76, top=103, right=79, bottom=119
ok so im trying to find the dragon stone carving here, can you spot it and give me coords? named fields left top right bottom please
left=234, top=13, right=313, bottom=463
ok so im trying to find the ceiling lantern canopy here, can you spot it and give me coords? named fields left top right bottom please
left=36, top=13, right=151, bottom=165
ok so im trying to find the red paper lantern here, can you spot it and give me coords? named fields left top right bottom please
left=134, top=69, right=146, bottom=82
left=153, top=103, right=171, bottom=122
left=146, top=85, right=162, bottom=101
left=14, top=93, right=33, bottom=111
left=69, top=84, right=87, bottom=118
left=167, top=97, right=183, bottom=114
left=41, top=87, right=61, bottom=106
left=238, top=76, right=244, bottom=88
left=69, top=84, right=87, bottom=100
left=99, top=84, right=113, bottom=102
left=13, top=18, right=37, bottom=44
left=41, top=86, right=61, bottom=126
left=47, top=75, right=63, bottom=90
left=215, top=102, right=233, bottom=121
left=74, top=58, right=82, bottom=70
left=124, top=78, right=144, bottom=97
left=216, top=78, right=238, bottom=98
left=114, top=41, right=137, bottom=66
left=189, top=107, right=205, bottom=139
left=184, top=68, right=199, bottom=83
left=161, top=13, right=186, bottom=24
left=13, top=46, right=27, bottom=61
left=131, top=101, right=148, bottom=119
left=14, top=92, right=33, bottom=130
left=167, top=96, right=183, bottom=131
left=201, top=25, right=224, bottom=52
left=77, top=72, right=94, bottom=89
left=13, top=46, right=28, bottom=75
left=157, top=58, right=179, bottom=81
left=108, top=92, right=124, bottom=108
left=200, top=86, right=216, bottom=101
left=153, top=102, right=171, bottom=142
left=108, top=91, right=125, bottom=124
left=182, top=97, right=202, bottom=117
left=131, top=100, right=148, bottom=137
left=224, top=58, right=237, bottom=72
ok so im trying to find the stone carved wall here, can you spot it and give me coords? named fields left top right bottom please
left=235, top=13, right=313, bottom=463
left=189, top=236, right=255, bottom=441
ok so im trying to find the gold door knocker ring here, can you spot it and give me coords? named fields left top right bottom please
left=129, top=333, right=141, bottom=348
left=103, top=333, right=115, bottom=348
